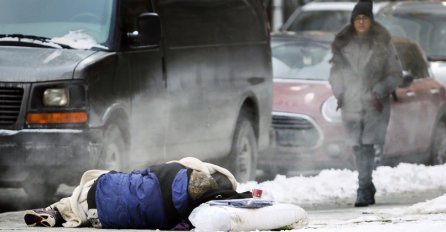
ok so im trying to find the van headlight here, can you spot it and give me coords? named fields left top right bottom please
left=322, top=96, right=341, bottom=122
left=43, top=88, right=69, bottom=106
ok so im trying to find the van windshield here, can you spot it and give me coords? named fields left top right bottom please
left=0, top=0, right=114, bottom=50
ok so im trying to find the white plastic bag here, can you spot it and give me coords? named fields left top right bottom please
left=189, top=201, right=308, bottom=231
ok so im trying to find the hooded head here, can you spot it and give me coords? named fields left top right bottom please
left=188, top=170, right=218, bottom=200
left=350, top=0, right=374, bottom=25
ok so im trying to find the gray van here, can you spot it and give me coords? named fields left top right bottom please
left=0, top=0, right=272, bottom=201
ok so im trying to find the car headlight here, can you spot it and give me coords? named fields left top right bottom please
left=322, top=96, right=342, bottom=122
left=43, top=88, right=69, bottom=106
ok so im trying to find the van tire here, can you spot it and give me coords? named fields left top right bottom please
left=101, top=123, right=127, bottom=171
left=229, top=116, right=257, bottom=183
left=431, top=117, right=446, bottom=165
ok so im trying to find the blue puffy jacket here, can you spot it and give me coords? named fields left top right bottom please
left=95, top=163, right=190, bottom=229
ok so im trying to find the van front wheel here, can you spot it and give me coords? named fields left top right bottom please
left=100, top=123, right=127, bottom=171
left=229, top=117, right=257, bottom=183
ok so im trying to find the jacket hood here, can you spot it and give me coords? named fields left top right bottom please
left=0, top=46, right=97, bottom=82
left=332, top=22, right=391, bottom=52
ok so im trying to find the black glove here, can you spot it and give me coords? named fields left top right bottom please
left=336, top=95, right=343, bottom=111
left=372, top=93, right=383, bottom=112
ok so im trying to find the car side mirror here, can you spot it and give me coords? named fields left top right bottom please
left=399, top=70, right=414, bottom=88
left=128, top=13, right=161, bottom=48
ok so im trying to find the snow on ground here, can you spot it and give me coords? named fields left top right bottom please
left=236, top=163, right=446, bottom=231
left=406, top=194, right=446, bottom=214
left=239, top=163, right=446, bottom=209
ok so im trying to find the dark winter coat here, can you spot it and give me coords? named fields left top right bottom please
left=329, top=22, right=403, bottom=145
left=95, top=162, right=192, bottom=229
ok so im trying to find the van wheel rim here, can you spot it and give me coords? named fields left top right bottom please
left=102, top=124, right=124, bottom=171
left=237, top=137, right=252, bottom=182
left=433, top=120, right=446, bottom=165
left=105, top=143, right=120, bottom=170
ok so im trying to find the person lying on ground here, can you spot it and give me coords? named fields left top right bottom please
left=23, top=157, right=244, bottom=230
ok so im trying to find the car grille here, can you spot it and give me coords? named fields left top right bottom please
left=272, top=114, right=320, bottom=147
left=0, top=87, right=24, bottom=126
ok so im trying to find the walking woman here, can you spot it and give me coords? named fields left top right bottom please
left=329, top=0, right=403, bottom=207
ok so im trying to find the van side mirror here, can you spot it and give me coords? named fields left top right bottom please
left=399, top=70, right=414, bottom=88
left=128, top=13, right=160, bottom=48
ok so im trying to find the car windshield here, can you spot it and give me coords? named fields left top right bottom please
left=0, top=0, right=114, bottom=49
left=272, top=40, right=331, bottom=80
left=285, top=10, right=351, bottom=32
left=377, top=13, right=446, bottom=60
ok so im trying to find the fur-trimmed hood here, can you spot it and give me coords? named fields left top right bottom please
left=332, top=22, right=391, bottom=52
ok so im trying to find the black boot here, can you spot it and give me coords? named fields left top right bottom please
left=355, top=183, right=376, bottom=207
left=355, top=188, right=371, bottom=207
left=368, top=182, right=376, bottom=205
left=354, top=145, right=376, bottom=207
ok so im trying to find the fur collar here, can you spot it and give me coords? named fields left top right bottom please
left=332, top=22, right=391, bottom=52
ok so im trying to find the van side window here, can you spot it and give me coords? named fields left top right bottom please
left=160, top=0, right=267, bottom=47
left=122, top=0, right=153, bottom=44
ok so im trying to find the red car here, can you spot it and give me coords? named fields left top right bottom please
left=258, top=32, right=446, bottom=178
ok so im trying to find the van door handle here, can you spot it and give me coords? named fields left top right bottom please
left=430, top=88, right=440, bottom=95
left=406, top=91, right=416, bottom=97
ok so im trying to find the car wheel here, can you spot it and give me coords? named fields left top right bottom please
left=101, top=123, right=127, bottom=171
left=431, top=117, right=446, bottom=165
left=228, top=116, right=257, bottom=183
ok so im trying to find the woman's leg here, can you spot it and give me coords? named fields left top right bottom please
left=354, top=144, right=376, bottom=207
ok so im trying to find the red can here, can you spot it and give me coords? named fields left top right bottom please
left=252, top=188, right=263, bottom=198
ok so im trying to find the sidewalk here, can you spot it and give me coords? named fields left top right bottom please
left=303, top=204, right=446, bottom=232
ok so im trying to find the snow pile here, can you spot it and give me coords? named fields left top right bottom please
left=406, top=194, right=446, bottom=214
left=375, top=163, right=446, bottom=195
left=240, top=169, right=357, bottom=207
left=239, top=163, right=446, bottom=209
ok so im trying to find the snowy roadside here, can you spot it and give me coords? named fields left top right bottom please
left=238, top=163, right=446, bottom=231
left=301, top=205, right=446, bottom=232
left=239, top=163, right=446, bottom=209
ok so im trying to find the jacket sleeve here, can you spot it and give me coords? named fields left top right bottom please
left=329, top=52, right=345, bottom=100
left=372, top=42, right=403, bottom=99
